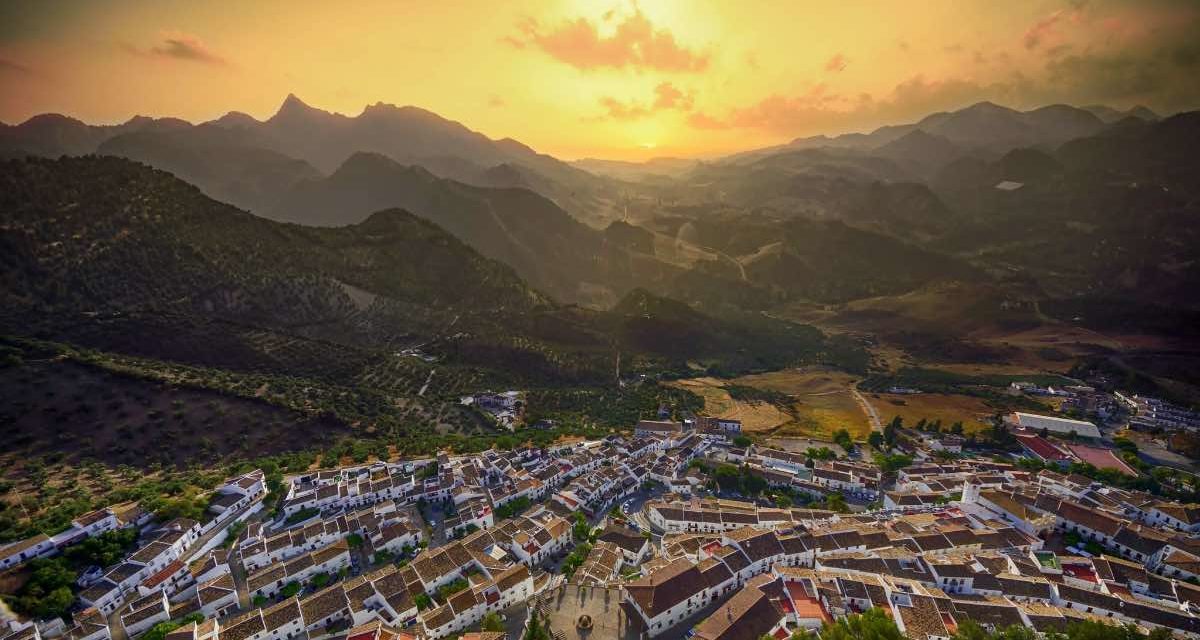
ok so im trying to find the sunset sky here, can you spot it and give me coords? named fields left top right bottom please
left=2, top=0, right=1198, bottom=160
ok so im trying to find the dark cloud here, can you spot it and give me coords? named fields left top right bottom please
left=1172, top=44, right=1200, bottom=68
left=1043, top=47, right=1200, bottom=110
left=508, top=8, right=708, bottom=73
left=125, top=33, right=228, bottom=66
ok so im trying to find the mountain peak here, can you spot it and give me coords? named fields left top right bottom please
left=356, top=207, right=421, bottom=229
left=332, top=151, right=437, bottom=181
left=1128, top=105, right=1159, bottom=121
left=122, top=115, right=154, bottom=127
left=962, top=100, right=1010, bottom=113
left=19, top=113, right=87, bottom=128
left=270, top=93, right=333, bottom=123
left=281, top=93, right=308, bottom=109
left=211, top=111, right=260, bottom=128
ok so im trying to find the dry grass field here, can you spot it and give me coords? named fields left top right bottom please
left=668, top=377, right=792, bottom=431
left=669, top=367, right=872, bottom=441
left=865, top=392, right=996, bottom=434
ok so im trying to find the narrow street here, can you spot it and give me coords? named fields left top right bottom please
left=102, top=498, right=267, bottom=639
left=230, top=552, right=251, bottom=610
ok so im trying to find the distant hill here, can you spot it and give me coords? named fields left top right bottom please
left=0, top=156, right=851, bottom=386
left=0, top=113, right=190, bottom=158
left=874, top=129, right=964, bottom=178
left=930, top=112, right=1200, bottom=329
left=2, top=94, right=624, bottom=228
left=268, top=151, right=684, bottom=306
left=0, top=156, right=541, bottom=337
left=98, top=124, right=322, bottom=212
left=725, top=101, right=1118, bottom=171
left=1081, top=104, right=1159, bottom=124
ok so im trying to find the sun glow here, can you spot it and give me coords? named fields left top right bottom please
left=1, top=1, right=1196, bottom=161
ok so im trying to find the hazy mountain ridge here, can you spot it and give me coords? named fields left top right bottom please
left=723, top=101, right=1159, bottom=169
left=266, top=151, right=684, bottom=306
left=4, top=98, right=1196, bottom=344
left=3, top=95, right=624, bottom=228
left=0, top=156, right=852, bottom=385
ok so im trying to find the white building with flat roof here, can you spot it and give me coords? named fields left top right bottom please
left=1010, top=412, right=1101, bottom=439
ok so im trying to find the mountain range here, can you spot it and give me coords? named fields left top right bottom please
left=3, top=97, right=1197, bottom=341
left=0, top=155, right=855, bottom=383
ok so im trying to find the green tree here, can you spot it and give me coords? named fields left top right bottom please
left=142, top=614, right=205, bottom=640
left=572, top=512, right=591, bottom=541
left=832, top=429, right=853, bottom=450
left=280, top=581, right=301, bottom=598
left=867, top=431, right=884, bottom=450
left=714, top=464, right=742, bottom=492
left=732, top=435, right=752, bottom=448
left=11, top=557, right=77, bottom=619
left=884, top=416, right=901, bottom=447
left=524, top=613, right=551, bottom=640
left=481, top=612, right=505, bottom=633
left=822, top=494, right=850, bottom=514
left=414, top=593, right=433, bottom=610
left=818, top=608, right=902, bottom=640
left=873, top=453, right=914, bottom=473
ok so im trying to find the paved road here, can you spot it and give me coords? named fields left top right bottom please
left=500, top=603, right=528, bottom=640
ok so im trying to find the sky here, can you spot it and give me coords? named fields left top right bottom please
left=1, top=0, right=1198, bottom=161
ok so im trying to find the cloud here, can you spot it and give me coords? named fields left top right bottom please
left=125, top=32, right=228, bottom=66
left=488, top=95, right=506, bottom=108
left=1023, top=3, right=1090, bottom=51
left=1045, top=43, right=1073, bottom=59
left=686, top=111, right=730, bottom=130
left=686, top=76, right=1009, bottom=136
left=597, top=82, right=693, bottom=121
left=652, top=82, right=692, bottom=110
left=0, top=57, right=31, bottom=74
left=508, top=7, right=708, bottom=72
left=1024, top=11, right=1065, bottom=50
left=824, top=53, right=848, bottom=72
left=1042, top=44, right=1200, bottom=110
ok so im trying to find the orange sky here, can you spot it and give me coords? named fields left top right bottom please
left=1, top=0, right=1198, bottom=160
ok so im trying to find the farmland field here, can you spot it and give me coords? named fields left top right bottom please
left=667, top=377, right=792, bottom=431
left=669, top=367, right=871, bottom=441
left=864, top=392, right=996, bottom=434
